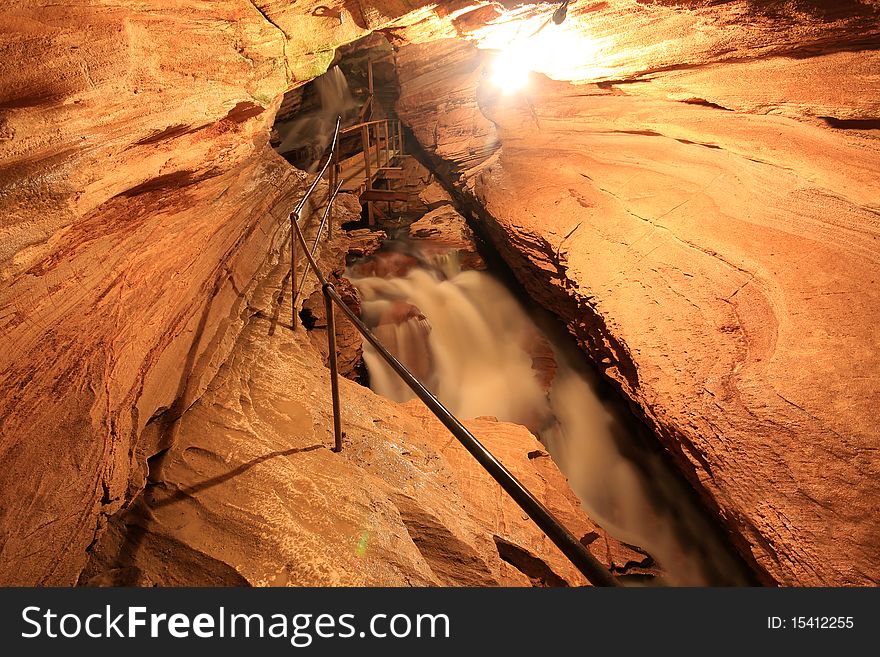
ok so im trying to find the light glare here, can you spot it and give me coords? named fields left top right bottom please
left=476, top=14, right=615, bottom=84
left=490, top=48, right=530, bottom=92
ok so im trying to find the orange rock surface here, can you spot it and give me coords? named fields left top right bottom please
left=394, top=3, right=880, bottom=586
left=83, top=240, right=644, bottom=586
left=2, top=0, right=878, bottom=587
left=0, top=0, right=480, bottom=585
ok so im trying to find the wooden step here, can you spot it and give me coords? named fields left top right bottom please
left=361, top=189, right=412, bottom=202
left=377, top=167, right=404, bottom=179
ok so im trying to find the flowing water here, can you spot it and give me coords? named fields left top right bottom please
left=349, top=238, right=753, bottom=586
left=275, top=66, right=358, bottom=172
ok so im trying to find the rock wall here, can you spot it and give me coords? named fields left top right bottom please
left=394, top=2, right=880, bottom=586
left=0, top=0, right=479, bottom=585
left=0, top=0, right=320, bottom=586
left=4, top=0, right=878, bottom=587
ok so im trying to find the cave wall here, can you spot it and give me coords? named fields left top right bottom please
left=394, top=2, right=880, bottom=585
left=2, top=0, right=877, bottom=587
left=0, top=0, right=465, bottom=585
left=0, top=1, right=295, bottom=585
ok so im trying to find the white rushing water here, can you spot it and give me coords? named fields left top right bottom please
left=350, top=249, right=711, bottom=585
left=275, top=66, right=358, bottom=171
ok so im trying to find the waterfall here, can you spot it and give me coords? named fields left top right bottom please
left=350, top=246, right=713, bottom=585
left=357, top=268, right=552, bottom=431
left=275, top=66, right=358, bottom=171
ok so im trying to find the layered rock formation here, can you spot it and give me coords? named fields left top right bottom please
left=409, top=204, right=487, bottom=270
left=2, top=0, right=645, bottom=587
left=4, top=0, right=878, bottom=588
left=394, top=3, right=880, bottom=586
left=0, top=0, right=483, bottom=586
left=1, top=0, right=302, bottom=586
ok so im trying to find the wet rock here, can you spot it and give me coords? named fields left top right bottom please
left=409, top=205, right=486, bottom=271
left=523, top=331, right=558, bottom=393
left=371, top=303, right=435, bottom=385
left=348, top=250, right=422, bottom=278
left=375, top=300, right=428, bottom=327
left=402, top=401, right=653, bottom=582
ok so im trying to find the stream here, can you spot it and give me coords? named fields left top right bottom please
left=347, top=228, right=755, bottom=586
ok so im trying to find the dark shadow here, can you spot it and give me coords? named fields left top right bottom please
left=92, top=444, right=325, bottom=583
left=91, top=185, right=287, bottom=582
left=147, top=274, right=226, bottom=455
left=313, top=4, right=368, bottom=30
left=493, top=536, right=568, bottom=587
left=252, top=268, right=292, bottom=336
left=150, top=444, right=325, bottom=508
left=819, top=116, right=880, bottom=130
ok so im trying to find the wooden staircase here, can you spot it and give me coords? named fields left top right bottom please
left=327, top=54, right=412, bottom=224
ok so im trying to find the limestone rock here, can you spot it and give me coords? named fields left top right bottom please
left=402, top=402, right=650, bottom=581
left=0, top=0, right=486, bottom=586
left=4, top=0, right=879, bottom=588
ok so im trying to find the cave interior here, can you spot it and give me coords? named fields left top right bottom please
left=0, top=0, right=878, bottom=588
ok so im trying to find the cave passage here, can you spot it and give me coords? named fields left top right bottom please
left=5, top=0, right=877, bottom=591
left=270, top=37, right=758, bottom=586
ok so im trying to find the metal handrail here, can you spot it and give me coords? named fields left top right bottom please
left=340, top=119, right=388, bottom=135
left=291, top=179, right=345, bottom=313
left=290, top=117, right=342, bottom=328
left=286, top=117, right=619, bottom=587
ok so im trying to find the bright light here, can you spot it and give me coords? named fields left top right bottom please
left=490, top=47, right=530, bottom=93
left=475, top=12, right=616, bottom=85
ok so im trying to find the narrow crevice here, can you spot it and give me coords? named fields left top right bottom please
left=247, top=1, right=290, bottom=39
left=247, top=1, right=292, bottom=83
left=819, top=116, right=880, bottom=130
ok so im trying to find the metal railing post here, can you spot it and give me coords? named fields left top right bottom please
left=321, top=284, right=620, bottom=588
left=329, top=149, right=339, bottom=240
left=361, top=124, right=372, bottom=186
left=292, top=180, right=344, bottom=314
left=373, top=123, right=380, bottom=171
left=290, top=211, right=299, bottom=329
left=324, top=283, right=344, bottom=452
left=389, top=119, right=395, bottom=158
left=361, top=123, right=375, bottom=225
